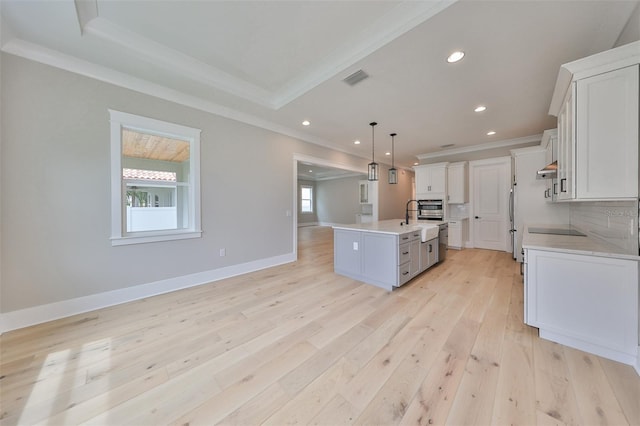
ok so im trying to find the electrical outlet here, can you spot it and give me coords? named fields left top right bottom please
left=353, top=242, right=358, bottom=250
left=286, top=210, right=292, bottom=217
left=219, top=248, right=226, bottom=257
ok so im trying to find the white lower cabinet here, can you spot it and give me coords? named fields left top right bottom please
left=524, top=248, right=639, bottom=367
left=447, top=219, right=467, bottom=249
left=423, top=238, right=438, bottom=270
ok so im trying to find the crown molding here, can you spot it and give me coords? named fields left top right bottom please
left=68, top=0, right=456, bottom=110
left=549, top=40, right=640, bottom=116
left=82, top=17, right=274, bottom=108
left=73, top=0, right=98, bottom=35
left=415, top=134, right=543, bottom=160
left=298, top=171, right=365, bottom=182
left=2, top=38, right=384, bottom=167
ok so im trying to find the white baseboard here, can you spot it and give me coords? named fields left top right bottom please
left=540, top=329, right=639, bottom=376
left=0, top=252, right=296, bottom=333
left=298, top=222, right=319, bottom=227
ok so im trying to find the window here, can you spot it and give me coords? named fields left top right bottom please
left=300, top=185, right=313, bottom=213
left=110, top=110, right=201, bottom=245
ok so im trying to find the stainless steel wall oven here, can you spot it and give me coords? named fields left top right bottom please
left=418, top=199, right=444, bottom=221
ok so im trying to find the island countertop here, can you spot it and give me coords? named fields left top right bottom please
left=332, top=219, right=446, bottom=235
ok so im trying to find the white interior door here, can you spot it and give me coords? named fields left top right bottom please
left=471, top=157, right=510, bottom=251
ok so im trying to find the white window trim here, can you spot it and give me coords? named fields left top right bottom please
left=109, top=109, right=202, bottom=246
left=300, top=184, right=314, bottom=214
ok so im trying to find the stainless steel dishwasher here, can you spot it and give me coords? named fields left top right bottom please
left=438, top=223, right=448, bottom=262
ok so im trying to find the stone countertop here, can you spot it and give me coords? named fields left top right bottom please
left=522, top=224, right=640, bottom=261
left=333, top=219, right=445, bottom=236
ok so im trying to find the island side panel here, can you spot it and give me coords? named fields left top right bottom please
left=333, top=228, right=397, bottom=291
left=334, top=229, right=363, bottom=278
left=362, top=232, right=399, bottom=289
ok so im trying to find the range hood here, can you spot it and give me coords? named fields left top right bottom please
left=537, top=160, right=557, bottom=179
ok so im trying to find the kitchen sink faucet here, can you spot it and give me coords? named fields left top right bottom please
left=405, top=199, right=419, bottom=225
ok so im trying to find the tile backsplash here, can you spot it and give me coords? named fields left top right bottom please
left=570, top=200, right=639, bottom=255
left=448, top=203, right=470, bottom=219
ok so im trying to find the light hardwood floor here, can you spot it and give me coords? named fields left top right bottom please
left=1, top=225, right=639, bottom=425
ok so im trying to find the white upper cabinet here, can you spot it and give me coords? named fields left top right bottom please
left=414, top=163, right=447, bottom=198
left=557, top=86, right=575, bottom=201
left=549, top=41, right=639, bottom=201
left=541, top=129, right=558, bottom=202
left=447, top=162, right=468, bottom=204
left=575, top=65, right=638, bottom=199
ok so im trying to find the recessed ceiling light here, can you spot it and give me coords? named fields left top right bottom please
left=487, top=130, right=496, bottom=136
left=474, top=106, right=486, bottom=112
left=385, top=152, right=391, bottom=156
left=354, top=140, right=361, bottom=145
left=447, top=51, right=465, bottom=63
left=308, top=169, right=313, bottom=173
left=302, top=120, right=310, bottom=126
left=414, top=162, right=419, bottom=166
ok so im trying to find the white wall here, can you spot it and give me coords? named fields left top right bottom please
left=0, top=53, right=374, bottom=316
left=377, top=165, right=414, bottom=220
left=316, top=176, right=362, bottom=225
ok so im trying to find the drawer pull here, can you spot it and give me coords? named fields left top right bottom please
left=402, top=271, right=409, bottom=276
left=402, top=251, right=409, bottom=255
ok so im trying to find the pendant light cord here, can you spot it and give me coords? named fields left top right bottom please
left=391, top=133, right=396, bottom=168
left=370, top=122, right=377, bottom=162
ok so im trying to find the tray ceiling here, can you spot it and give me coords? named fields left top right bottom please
left=1, top=0, right=638, bottom=168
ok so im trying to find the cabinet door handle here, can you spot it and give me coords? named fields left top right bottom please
left=402, top=271, right=410, bottom=276
left=429, top=244, right=433, bottom=253
left=402, top=251, right=409, bottom=255
left=560, top=178, right=567, bottom=193
left=553, top=183, right=558, bottom=195
left=475, top=216, right=480, bottom=219
left=402, top=236, right=409, bottom=240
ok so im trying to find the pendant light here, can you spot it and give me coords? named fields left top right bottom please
left=368, top=122, right=379, bottom=181
left=388, top=132, right=398, bottom=184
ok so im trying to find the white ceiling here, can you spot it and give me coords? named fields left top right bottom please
left=2, top=0, right=638, bottom=169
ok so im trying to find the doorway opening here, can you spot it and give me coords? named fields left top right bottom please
left=292, top=154, right=367, bottom=259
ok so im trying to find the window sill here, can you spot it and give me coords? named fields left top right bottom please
left=111, top=230, right=202, bottom=246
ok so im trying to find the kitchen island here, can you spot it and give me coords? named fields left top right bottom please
left=522, top=224, right=640, bottom=374
left=333, top=219, right=445, bottom=291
